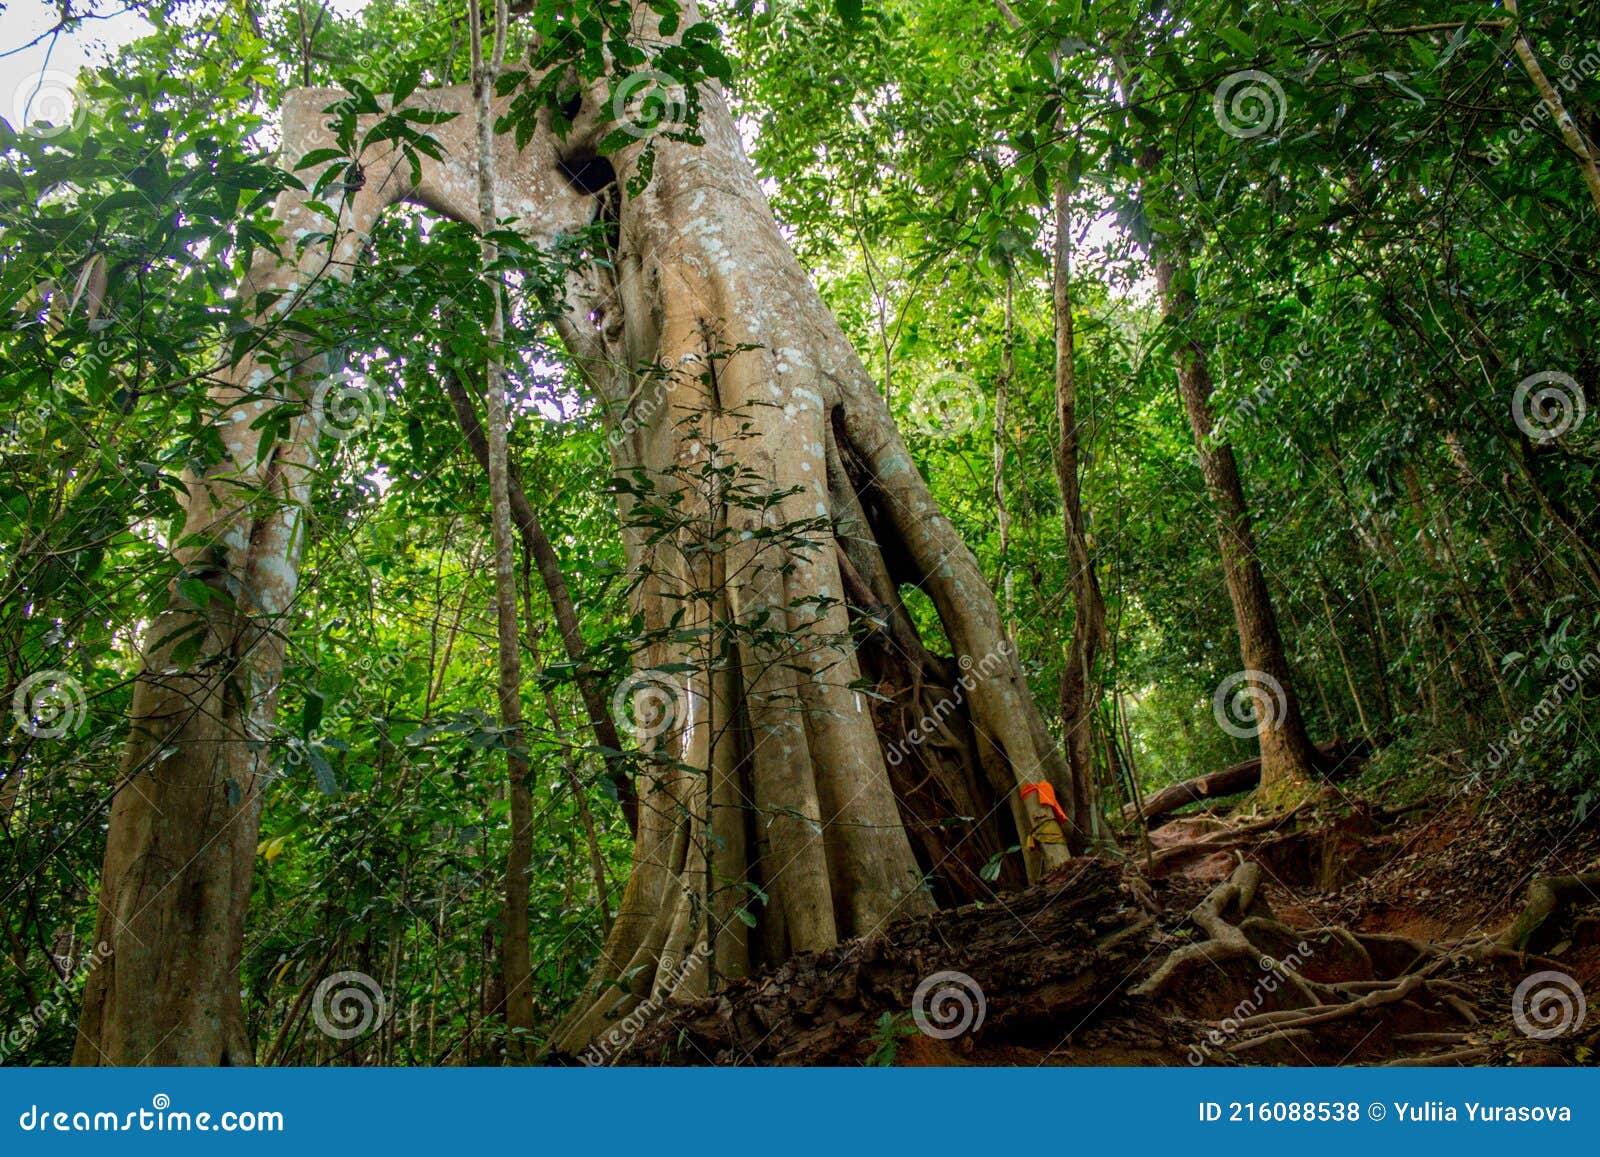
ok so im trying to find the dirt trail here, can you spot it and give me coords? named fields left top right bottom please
left=576, top=784, right=1600, bottom=1066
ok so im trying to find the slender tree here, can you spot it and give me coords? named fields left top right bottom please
left=1153, top=254, right=1320, bottom=793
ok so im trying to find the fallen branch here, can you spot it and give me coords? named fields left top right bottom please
left=1124, top=738, right=1371, bottom=825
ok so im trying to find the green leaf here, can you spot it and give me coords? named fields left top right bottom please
left=301, top=688, right=326, bottom=737
left=1217, top=28, right=1256, bottom=57
left=293, top=147, right=346, bottom=171
left=307, top=747, right=340, bottom=796
left=392, top=62, right=422, bottom=105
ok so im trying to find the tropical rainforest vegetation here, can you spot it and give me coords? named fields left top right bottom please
left=1, top=0, right=1597, bottom=1067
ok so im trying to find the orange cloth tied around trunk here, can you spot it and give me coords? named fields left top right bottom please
left=1019, top=781, right=1068, bottom=823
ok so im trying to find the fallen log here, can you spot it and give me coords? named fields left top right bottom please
left=1122, top=738, right=1372, bottom=826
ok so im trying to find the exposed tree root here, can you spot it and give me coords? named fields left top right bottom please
left=557, top=861, right=1149, bottom=1065
left=1147, top=807, right=1312, bottom=870
left=1134, top=861, right=1515, bottom=1066
left=1382, top=1046, right=1491, bottom=1067
left=542, top=788, right=1598, bottom=1067
left=1494, top=869, right=1600, bottom=951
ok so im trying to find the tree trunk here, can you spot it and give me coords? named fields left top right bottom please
left=81, top=4, right=1079, bottom=1063
left=440, top=367, right=636, bottom=833
left=76, top=80, right=599, bottom=1065
left=1120, top=737, right=1371, bottom=826
left=1151, top=258, right=1319, bottom=796
left=470, top=0, right=536, bottom=1059
left=545, top=17, right=1078, bottom=1048
left=1051, top=184, right=1105, bottom=850
left=71, top=92, right=406, bottom=1064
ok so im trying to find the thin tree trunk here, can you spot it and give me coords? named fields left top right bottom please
left=1152, top=257, right=1319, bottom=794
left=993, top=269, right=1015, bottom=626
left=469, top=0, right=534, bottom=1061
left=441, top=366, right=638, bottom=834
left=1317, top=577, right=1372, bottom=738
left=1505, top=0, right=1600, bottom=220
left=1051, top=186, right=1106, bottom=849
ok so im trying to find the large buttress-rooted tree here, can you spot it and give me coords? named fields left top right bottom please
left=77, top=7, right=1081, bottom=1064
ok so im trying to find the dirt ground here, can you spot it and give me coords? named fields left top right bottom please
left=586, top=778, right=1600, bottom=1066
